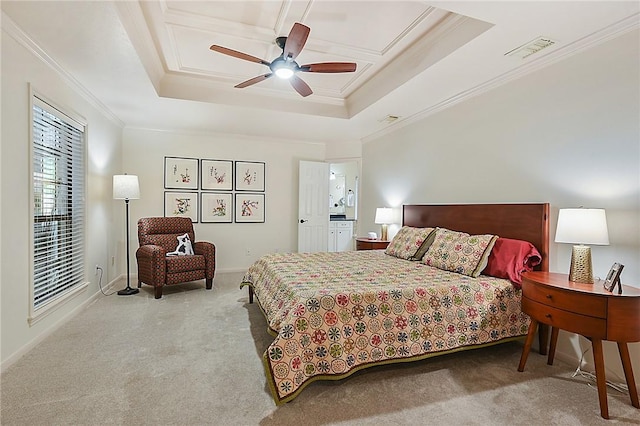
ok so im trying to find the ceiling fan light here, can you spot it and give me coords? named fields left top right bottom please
left=275, top=67, right=294, bottom=79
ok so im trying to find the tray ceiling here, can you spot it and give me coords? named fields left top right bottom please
left=128, top=1, right=491, bottom=118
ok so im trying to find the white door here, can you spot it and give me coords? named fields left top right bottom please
left=298, top=161, right=329, bottom=252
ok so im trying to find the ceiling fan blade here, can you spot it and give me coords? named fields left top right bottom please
left=300, top=62, right=357, bottom=73
left=210, top=45, right=270, bottom=66
left=235, top=73, right=273, bottom=89
left=289, top=75, right=313, bottom=97
left=283, top=23, right=310, bottom=60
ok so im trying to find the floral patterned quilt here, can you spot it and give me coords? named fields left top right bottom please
left=241, top=250, right=529, bottom=404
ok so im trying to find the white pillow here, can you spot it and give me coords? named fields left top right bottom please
left=167, top=233, right=194, bottom=256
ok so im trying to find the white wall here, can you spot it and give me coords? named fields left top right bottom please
left=122, top=128, right=326, bottom=273
left=1, top=23, right=123, bottom=366
left=361, top=30, right=640, bottom=384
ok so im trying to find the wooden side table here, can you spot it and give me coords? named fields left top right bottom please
left=355, top=237, right=390, bottom=250
left=517, top=271, right=640, bottom=419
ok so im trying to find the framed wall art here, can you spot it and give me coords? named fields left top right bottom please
left=165, top=156, right=198, bottom=190
left=235, top=193, right=265, bottom=223
left=201, top=159, right=233, bottom=191
left=235, top=161, right=265, bottom=192
left=201, top=192, right=233, bottom=223
left=164, top=191, right=198, bottom=222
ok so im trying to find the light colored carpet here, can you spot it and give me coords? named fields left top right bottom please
left=1, top=272, right=639, bottom=425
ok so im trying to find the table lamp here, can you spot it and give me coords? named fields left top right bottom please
left=374, top=207, right=393, bottom=241
left=555, top=208, right=609, bottom=283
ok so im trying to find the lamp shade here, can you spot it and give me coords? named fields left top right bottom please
left=374, top=207, right=394, bottom=224
left=555, top=208, right=609, bottom=245
left=113, top=175, right=140, bottom=200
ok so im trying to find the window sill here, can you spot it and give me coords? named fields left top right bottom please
left=28, top=281, right=89, bottom=327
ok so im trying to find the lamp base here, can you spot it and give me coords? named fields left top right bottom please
left=568, top=245, right=593, bottom=283
left=380, top=224, right=388, bottom=241
left=117, top=286, right=140, bottom=296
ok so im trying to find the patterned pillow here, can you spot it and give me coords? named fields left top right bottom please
left=422, top=228, right=498, bottom=277
left=385, top=226, right=436, bottom=260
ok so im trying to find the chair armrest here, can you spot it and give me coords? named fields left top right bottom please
left=194, top=241, right=216, bottom=279
left=137, top=244, right=166, bottom=258
left=136, top=244, right=167, bottom=287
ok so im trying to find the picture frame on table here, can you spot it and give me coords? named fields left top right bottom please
left=603, top=262, right=624, bottom=294
left=201, top=192, right=233, bottom=223
left=235, top=161, right=265, bottom=192
left=164, top=191, right=198, bottom=222
left=201, top=159, right=233, bottom=191
left=235, top=193, right=265, bottom=223
left=164, top=156, right=198, bottom=190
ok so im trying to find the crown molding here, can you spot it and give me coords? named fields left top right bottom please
left=123, top=125, right=328, bottom=147
left=1, top=12, right=124, bottom=129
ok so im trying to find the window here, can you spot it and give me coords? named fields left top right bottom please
left=31, top=94, right=86, bottom=320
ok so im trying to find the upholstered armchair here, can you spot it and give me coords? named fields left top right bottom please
left=136, top=217, right=215, bottom=299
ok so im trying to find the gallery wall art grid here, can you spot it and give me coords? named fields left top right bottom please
left=163, top=156, right=265, bottom=223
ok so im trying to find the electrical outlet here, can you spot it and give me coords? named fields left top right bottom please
left=111, top=256, right=115, bottom=266
left=245, top=248, right=251, bottom=256
left=95, top=265, right=100, bottom=275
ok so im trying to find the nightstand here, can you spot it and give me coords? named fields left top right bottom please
left=517, top=271, right=640, bottom=419
left=355, top=237, right=390, bottom=250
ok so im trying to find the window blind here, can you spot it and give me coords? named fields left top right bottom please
left=32, top=97, right=86, bottom=310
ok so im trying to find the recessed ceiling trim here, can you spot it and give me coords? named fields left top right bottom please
left=113, top=1, right=165, bottom=90
left=301, top=40, right=381, bottom=62
left=159, top=1, right=278, bottom=40
left=273, top=0, right=293, bottom=36
left=379, top=6, right=437, bottom=55
left=168, top=23, right=279, bottom=74
left=159, top=72, right=351, bottom=118
left=165, top=23, right=182, bottom=70
left=298, top=8, right=448, bottom=60
left=339, top=62, right=374, bottom=96
left=299, top=0, right=314, bottom=24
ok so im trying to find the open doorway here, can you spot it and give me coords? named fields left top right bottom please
left=329, top=161, right=359, bottom=220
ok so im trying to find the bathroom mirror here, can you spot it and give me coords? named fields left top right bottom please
left=329, top=174, right=346, bottom=215
left=329, top=161, right=358, bottom=220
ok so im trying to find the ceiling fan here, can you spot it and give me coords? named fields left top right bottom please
left=210, top=22, right=357, bottom=97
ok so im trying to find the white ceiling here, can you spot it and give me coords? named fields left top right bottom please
left=2, top=1, right=639, bottom=144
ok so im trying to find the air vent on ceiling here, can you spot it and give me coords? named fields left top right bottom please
left=379, top=115, right=400, bottom=124
left=505, top=37, right=556, bottom=59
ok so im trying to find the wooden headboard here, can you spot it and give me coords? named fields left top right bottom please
left=403, top=203, right=549, bottom=272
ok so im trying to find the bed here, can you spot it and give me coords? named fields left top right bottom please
left=241, top=203, right=549, bottom=404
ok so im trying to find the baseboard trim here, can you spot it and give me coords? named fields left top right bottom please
left=548, top=340, right=639, bottom=389
left=0, top=275, right=123, bottom=373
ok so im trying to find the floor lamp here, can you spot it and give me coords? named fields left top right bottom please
left=113, top=174, right=140, bottom=296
